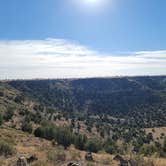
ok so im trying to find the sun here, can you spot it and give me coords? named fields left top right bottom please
left=84, top=0, right=100, bottom=4
left=72, top=0, right=111, bottom=13
left=82, top=0, right=104, bottom=8
left=86, top=0, right=98, bottom=3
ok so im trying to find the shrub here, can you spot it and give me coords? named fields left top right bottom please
left=34, top=125, right=72, bottom=149
left=34, top=127, right=44, bottom=138
left=163, top=137, right=166, bottom=152
left=104, top=139, right=117, bottom=154
left=14, top=95, right=23, bottom=103
left=0, top=114, right=3, bottom=126
left=74, top=134, right=87, bottom=150
left=0, top=141, right=15, bottom=157
left=34, top=125, right=56, bottom=140
left=139, top=144, right=157, bottom=156
left=55, top=127, right=72, bottom=149
left=3, top=108, right=14, bottom=121
left=105, top=144, right=117, bottom=154
left=86, top=126, right=92, bottom=133
left=85, top=138, right=102, bottom=153
left=21, top=122, right=33, bottom=134
left=160, top=137, right=166, bottom=157
left=0, top=91, right=4, bottom=97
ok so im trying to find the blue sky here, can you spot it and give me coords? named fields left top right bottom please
left=0, top=0, right=166, bottom=79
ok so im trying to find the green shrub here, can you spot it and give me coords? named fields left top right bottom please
left=55, top=127, right=72, bottom=149
left=159, top=137, right=166, bottom=157
left=104, top=139, right=117, bottom=154
left=74, top=134, right=87, bottom=150
left=139, top=144, right=157, bottom=156
left=34, top=123, right=73, bottom=149
left=85, top=138, right=102, bottom=153
left=0, top=114, right=3, bottom=126
left=105, top=144, right=117, bottom=154
left=3, top=108, right=14, bottom=121
left=0, top=141, right=15, bottom=157
left=14, top=95, right=23, bottom=103
left=34, top=124, right=56, bottom=140
left=163, top=137, right=166, bottom=152
left=21, top=122, right=33, bottom=134
left=0, top=91, right=4, bottom=97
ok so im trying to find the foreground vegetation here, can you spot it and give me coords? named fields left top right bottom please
left=0, top=127, right=166, bottom=166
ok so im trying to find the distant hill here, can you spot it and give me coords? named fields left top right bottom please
left=8, top=76, right=166, bottom=127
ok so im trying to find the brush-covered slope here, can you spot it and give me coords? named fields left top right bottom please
left=0, top=77, right=166, bottom=165
left=8, top=76, right=166, bottom=127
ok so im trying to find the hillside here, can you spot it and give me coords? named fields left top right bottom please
left=0, top=76, right=166, bottom=165
left=9, top=76, right=166, bottom=127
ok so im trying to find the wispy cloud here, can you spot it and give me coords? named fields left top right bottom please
left=0, top=39, right=166, bottom=79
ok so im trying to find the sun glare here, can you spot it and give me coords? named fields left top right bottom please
left=84, top=0, right=102, bottom=6
left=71, top=0, right=112, bottom=14
left=86, top=0, right=99, bottom=3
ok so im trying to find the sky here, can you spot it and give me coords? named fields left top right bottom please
left=0, top=0, right=166, bottom=79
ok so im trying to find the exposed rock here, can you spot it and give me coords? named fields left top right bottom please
left=128, top=159, right=138, bottom=166
left=26, top=155, right=38, bottom=163
left=67, top=162, right=80, bottom=166
left=113, top=155, right=124, bottom=161
left=113, top=155, right=129, bottom=166
left=15, top=157, right=28, bottom=166
left=85, top=152, right=93, bottom=161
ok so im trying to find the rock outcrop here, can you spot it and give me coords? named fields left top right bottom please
left=85, top=152, right=93, bottom=161
left=67, top=162, right=80, bottom=166
left=26, top=155, right=38, bottom=163
left=15, top=157, right=28, bottom=166
left=113, top=155, right=129, bottom=166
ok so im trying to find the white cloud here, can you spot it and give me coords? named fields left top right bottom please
left=0, top=38, right=166, bottom=79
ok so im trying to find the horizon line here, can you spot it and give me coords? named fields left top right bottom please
left=1, top=75, right=166, bottom=82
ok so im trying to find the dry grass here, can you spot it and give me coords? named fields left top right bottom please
left=145, top=127, right=166, bottom=142
left=0, top=127, right=166, bottom=166
left=150, top=157, right=166, bottom=166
